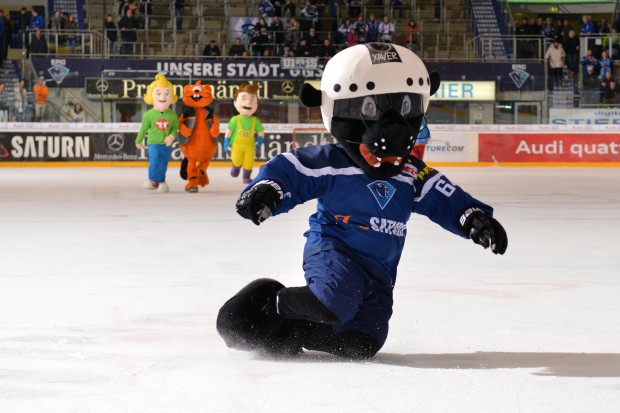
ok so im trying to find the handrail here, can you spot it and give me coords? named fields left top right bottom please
left=22, top=22, right=620, bottom=63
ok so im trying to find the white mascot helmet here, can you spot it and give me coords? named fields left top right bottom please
left=319, top=43, right=432, bottom=133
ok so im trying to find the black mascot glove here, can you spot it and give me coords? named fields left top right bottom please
left=236, top=180, right=284, bottom=225
left=459, top=207, right=508, bottom=255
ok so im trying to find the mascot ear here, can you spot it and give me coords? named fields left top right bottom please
left=429, top=71, right=441, bottom=97
left=299, top=83, right=322, bottom=108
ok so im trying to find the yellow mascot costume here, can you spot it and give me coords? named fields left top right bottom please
left=223, top=83, right=265, bottom=184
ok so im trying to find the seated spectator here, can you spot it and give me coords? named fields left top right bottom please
left=295, top=37, right=311, bottom=57
left=254, top=16, right=269, bottom=34
left=281, top=44, right=295, bottom=57
left=250, top=27, right=269, bottom=57
left=600, top=69, right=614, bottom=90
left=66, top=102, right=85, bottom=122
left=29, top=28, right=48, bottom=55
left=337, top=18, right=353, bottom=45
left=228, top=37, right=247, bottom=57
left=346, top=27, right=358, bottom=48
left=300, top=0, right=319, bottom=32
left=598, top=17, right=611, bottom=34
left=598, top=49, right=612, bottom=78
left=602, top=78, right=620, bottom=104
left=259, top=0, right=276, bottom=18
left=580, top=49, right=600, bottom=76
left=282, top=0, right=296, bottom=19
left=303, top=27, right=321, bottom=51
left=378, top=15, right=395, bottom=43
left=317, top=38, right=336, bottom=60
left=285, top=15, right=301, bottom=49
left=202, top=40, right=222, bottom=57
left=354, top=15, right=368, bottom=44
left=366, top=14, right=380, bottom=43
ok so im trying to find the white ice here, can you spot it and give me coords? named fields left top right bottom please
left=1, top=166, right=619, bottom=413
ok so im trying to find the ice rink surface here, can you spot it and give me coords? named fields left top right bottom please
left=1, top=165, right=619, bottom=413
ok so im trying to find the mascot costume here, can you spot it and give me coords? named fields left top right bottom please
left=136, top=74, right=179, bottom=193
left=411, top=115, right=430, bottom=159
left=217, top=43, right=508, bottom=359
left=223, top=83, right=265, bottom=183
left=178, top=81, right=221, bottom=192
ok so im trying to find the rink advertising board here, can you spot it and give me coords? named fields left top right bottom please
left=549, top=108, right=620, bottom=125
left=479, top=133, right=620, bottom=162
left=423, top=132, right=478, bottom=163
left=85, top=78, right=304, bottom=101
left=2, top=124, right=619, bottom=165
left=0, top=129, right=300, bottom=163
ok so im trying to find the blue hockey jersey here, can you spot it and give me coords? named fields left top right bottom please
left=248, top=144, right=493, bottom=286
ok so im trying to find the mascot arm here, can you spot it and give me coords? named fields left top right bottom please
left=251, top=152, right=327, bottom=215
left=178, top=114, right=192, bottom=138
left=411, top=159, right=494, bottom=237
left=178, top=108, right=196, bottom=138
left=210, top=114, right=221, bottom=139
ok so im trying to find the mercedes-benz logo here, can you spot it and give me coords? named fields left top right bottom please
left=281, top=81, right=294, bottom=94
left=107, top=134, right=124, bottom=151
left=96, top=79, right=109, bottom=92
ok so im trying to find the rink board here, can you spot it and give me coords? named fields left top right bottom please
left=1, top=123, right=619, bottom=166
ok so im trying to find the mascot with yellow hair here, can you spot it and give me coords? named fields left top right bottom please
left=136, top=74, right=179, bottom=193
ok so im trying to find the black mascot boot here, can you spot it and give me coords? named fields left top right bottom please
left=216, top=278, right=303, bottom=357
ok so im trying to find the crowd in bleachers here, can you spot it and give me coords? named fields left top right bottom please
left=230, top=0, right=418, bottom=59
left=5, top=2, right=620, bottom=116
left=517, top=13, right=620, bottom=103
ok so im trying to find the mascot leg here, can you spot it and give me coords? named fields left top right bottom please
left=242, top=146, right=255, bottom=183
left=230, top=147, right=243, bottom=178
left=276, top=286, right=381, bottom=360
left=180, top=157, right=189, bottom=180
left=217, top=278, right=303, bottom=357
left=217, top=279, right=381, bottom=359
left=184, top=159, right=199, bottom=193
left=242, top=169, right=253, bottom=184
left=197, top=161, right=209, bottom=187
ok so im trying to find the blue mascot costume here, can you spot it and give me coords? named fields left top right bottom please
left=217, top=43, right=508, bottom=359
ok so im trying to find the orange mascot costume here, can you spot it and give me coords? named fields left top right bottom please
left=178, top=81, right=220, bottom=193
